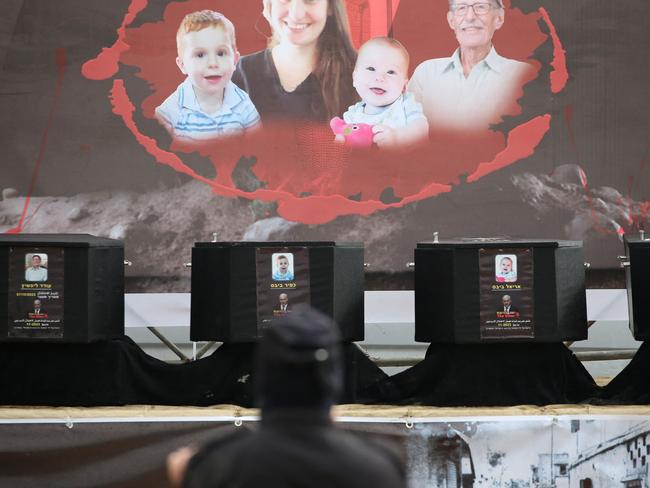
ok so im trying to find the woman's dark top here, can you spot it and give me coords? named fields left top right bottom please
left=232, top=49, right=327, bottom=123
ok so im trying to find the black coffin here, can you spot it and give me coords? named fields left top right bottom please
left=624, top=235, right=650, bottom=340
left=414, top=239, right=587, bottom=343
left=190, top=241, right=364, bottom=342
left=0, top=234, right=124, bottom=343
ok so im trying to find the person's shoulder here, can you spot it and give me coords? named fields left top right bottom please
left=240, top=49, right=268, bottom=62
left=155, top=80, right=185, bottom=116
left=238, top=49, right=269, bottom=70
left=401, top=92, right=420, bottom=107
left=412, top=55, right=453, bottom=76
left=502, top=57, right=531, bottom=72
left=234, top=50, right=272, bottom=91
left=182, top=428, right=254, bottom=486
left=399, top=92, right=425, bottom=118
left=492, top=49, right=532, bottom=75
left=199, top=426, right=252, bottom=452
left=228, top=81, right=255, bottom=106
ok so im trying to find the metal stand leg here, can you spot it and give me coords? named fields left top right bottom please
left=146, top=326, right=190, bottom=362
left=196, top=341, right=218, bottom=359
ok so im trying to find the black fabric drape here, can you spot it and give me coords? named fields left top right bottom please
left=368, top=343, right=600, bottom=406
left=598, top=341, right=650, bottom=403
left=0, top=338, right=387, bottom=407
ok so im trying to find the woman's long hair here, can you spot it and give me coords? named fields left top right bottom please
left=263, top=0, right=358, bottom=120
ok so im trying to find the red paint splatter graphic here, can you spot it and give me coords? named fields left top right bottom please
left=8, top=48, right=67, bottom=234
left=467, top=115, right=551, bottom=183
left=539, top=7, right=568, bottom=94
left=81, top=0, right=148, bottom=80
left=82, top=0, right=568, bottom=224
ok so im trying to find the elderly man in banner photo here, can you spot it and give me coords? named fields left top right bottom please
left=408, top=0, right=532, bottom=132
left=25, top=254, right=48, bottom=282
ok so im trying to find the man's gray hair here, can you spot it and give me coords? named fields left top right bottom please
left=448, top=0, right=504, bottom=9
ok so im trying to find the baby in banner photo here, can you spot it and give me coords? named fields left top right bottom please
left=496, top=255, right=517, bottom=283
left=155, top=10, right=261, bottom=142
left=331, top=37, right=429, bottom=149
left=272, top=254, right=294, bottom=281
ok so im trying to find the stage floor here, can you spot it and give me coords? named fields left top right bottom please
left=2, top=402, right=650, bottom=422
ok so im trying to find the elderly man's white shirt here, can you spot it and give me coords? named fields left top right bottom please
left=26, top=267, right=47, bottom=281
left=408, top=47, right=530, bottom=131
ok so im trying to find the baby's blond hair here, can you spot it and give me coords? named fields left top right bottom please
left=176, top=10, right=237, bottom=56
left=357, top=37, right=410, bottom=71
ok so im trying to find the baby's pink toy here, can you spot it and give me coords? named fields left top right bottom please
left=330, top=117, right=374, bottom=148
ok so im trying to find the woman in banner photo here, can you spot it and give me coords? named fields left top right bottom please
left=232, top=0, right=358, bottom=123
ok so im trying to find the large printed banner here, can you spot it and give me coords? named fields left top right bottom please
left=1, top=0, right=648, bottom=290
left=1, top=413, right=649, bottom=487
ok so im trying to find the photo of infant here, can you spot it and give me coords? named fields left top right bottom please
left=495, top=254, right=517, bottom=282
left=272, top=253, right=294, bottom=281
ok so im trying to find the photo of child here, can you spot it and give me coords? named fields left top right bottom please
left=495, top=255, right=517, bottom=282
left=333, top=37, right=429, bottom=148
left=272, top=253, right=294, bottom=281
left=155, top=10, right=261, bottom=142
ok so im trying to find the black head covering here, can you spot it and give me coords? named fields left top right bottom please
left=255, top=305, right=343, bottom=410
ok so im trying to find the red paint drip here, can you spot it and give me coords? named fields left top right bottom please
left=81, top=0, right=148, bottom=80
left=539, top=7, right=568, bottom=93
left=7, top=49, right=67, bottom=234
left=466, top=115, right=552, bottom=183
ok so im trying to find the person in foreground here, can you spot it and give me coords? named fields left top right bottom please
left=167, top=305, right=406, bottom=488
